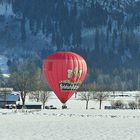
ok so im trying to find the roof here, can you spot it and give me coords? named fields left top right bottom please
left=0, top=94, right=19, bottom=101
left=0, top=88, right=13, bottom=93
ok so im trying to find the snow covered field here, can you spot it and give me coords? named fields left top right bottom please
left=1, top=96, right=140, bottom=140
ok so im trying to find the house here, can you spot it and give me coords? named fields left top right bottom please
left=0, top=88, right=20, bottom=108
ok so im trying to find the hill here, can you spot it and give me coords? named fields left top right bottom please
left=0, top=0, right=140, bottom=89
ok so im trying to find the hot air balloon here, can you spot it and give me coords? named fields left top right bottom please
left=43, top=52, right=87, bottom=106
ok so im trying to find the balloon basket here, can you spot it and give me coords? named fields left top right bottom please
left=62, top=104, right=67, bottom=109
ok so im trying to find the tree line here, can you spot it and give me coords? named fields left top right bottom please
left=0, top=60, right=50, bottom=109
left=0, top=0, right=140, bottom=90
left=11, top=0, right=140, bottom=47
left=1, top=60, right=140, bottom=110
left=11, top=0, right=140, bottom=83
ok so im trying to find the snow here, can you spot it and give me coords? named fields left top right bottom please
left=0, top=92, right=140, bottom=140
left=0, top=2, right=13, bottom=17
left=0, top=109, right=140, bottom=140
left=0, top=55, right=9, bottom=74
left=45, top=91, right=140, bottom=110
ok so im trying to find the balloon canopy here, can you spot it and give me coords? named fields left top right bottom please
left=43, top=52, right=87, bottom=104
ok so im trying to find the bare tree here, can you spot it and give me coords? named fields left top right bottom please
left=94, top=81, right=109, bottom=109
left=79, top=84, right=94, bottom=109
left=29, top=69, right=42, bottom=102
left=94, top=74, right=111, bottom=109
left=111, top=100, right=124, bottom=109
left=93, top=91, right=108, bottom=109
left=0, top=69, right=7, bottom=87
left=135, top=93, right=140, bottom=103
left=8, top=60, right=36, bottom=108
left=138, top=98, right=140, bottom=109
left=40, top=91, right=50, bottom=109
left=32, top=68, right=50, bottom=109
left=128, top=101, right=137, bottom=109
left=29, top=91, right=40, bottom=102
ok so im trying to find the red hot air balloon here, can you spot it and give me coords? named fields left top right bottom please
left=43, top=52, right=87, bottom=104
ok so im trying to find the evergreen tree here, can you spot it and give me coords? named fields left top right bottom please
left=0, top=69, right=3, bottom=87
left=95, top=28, right=100, bottom=52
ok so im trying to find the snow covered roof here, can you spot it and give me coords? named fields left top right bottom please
left=0, top=88, right=13, bottom=92
left=23, top=102, right=42, bottom=105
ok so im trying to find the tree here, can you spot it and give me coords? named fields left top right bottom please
left=40, top=91, right=50, bottom=109
left=0, top=69, right=8, bottom=88
left=0, top=69, right=4, bottom=87
left=94, top=76, right=109, bottom=109
left=79, top=84, right=94, bottom=109
left=21, top=13, right=26, bottom=41
left=111, top=100, right=124, bottom=109
left=95, top=28, right=100, bottom=52
left=31, top=68, right=50, bottom=109
left=8, top=60, right=36, bottom=107
left=93, top=91, right=108, bottom=109
left=135, top=93, right=140, bottom=103
left=138, top=98, right=140, bottom=109
left=135, top=93, right=140, bottom=109
left=128, top=101, right=137, bottom=109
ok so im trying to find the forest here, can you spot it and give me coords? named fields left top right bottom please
left=0, top=0, right=140, bottom=90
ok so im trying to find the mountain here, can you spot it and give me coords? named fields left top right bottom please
left=0, top=0, right=140, bottom=90
left=0, top=55, right=9, bottom=75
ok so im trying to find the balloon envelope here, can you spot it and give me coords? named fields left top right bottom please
left=43, top=52, right=87, bottom=103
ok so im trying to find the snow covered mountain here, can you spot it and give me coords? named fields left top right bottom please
left=0, top=0, right=139, bottom=88
left=0, top=55, right=9, bottom=76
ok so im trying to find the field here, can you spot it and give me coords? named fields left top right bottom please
left=0, top=93, right=140, bottom=140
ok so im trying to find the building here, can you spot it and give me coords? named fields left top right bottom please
left=0, top=88, right=20, bottom=108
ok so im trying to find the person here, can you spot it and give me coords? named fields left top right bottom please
left=12, top=104, right=17, bottom=113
